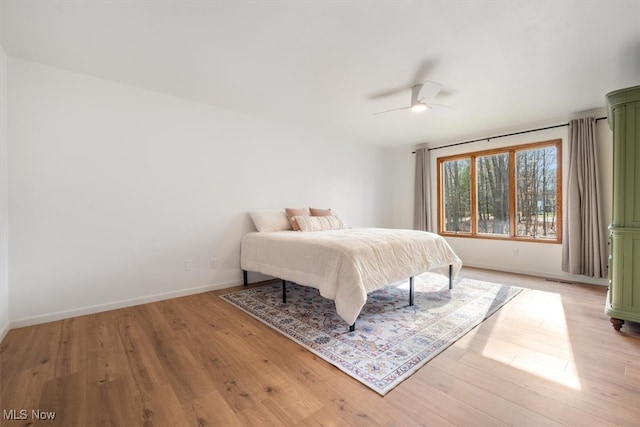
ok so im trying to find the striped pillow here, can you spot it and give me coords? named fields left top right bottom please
left=294, top=215, right=345, bottom=232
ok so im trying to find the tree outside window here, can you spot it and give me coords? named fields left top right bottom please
left=442, top=158, right=471, bottom=233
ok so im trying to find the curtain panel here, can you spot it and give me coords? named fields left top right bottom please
left=562, top=117, right=608, bottom=278
left=414, top=147, right=433, bottom=232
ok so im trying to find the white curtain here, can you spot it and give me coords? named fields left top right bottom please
left=414, top=147, right=433, bottom=231
left=562, top=117, right=607, bottom=278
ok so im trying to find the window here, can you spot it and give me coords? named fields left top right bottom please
left=437, top=139, right=562, bottom=242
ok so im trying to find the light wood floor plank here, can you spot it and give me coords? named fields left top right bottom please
left=414, top=364, right=562, bottom=427
left=429, top=351, right=609, bottom=426
left=181, top=389, right=243, bottom=427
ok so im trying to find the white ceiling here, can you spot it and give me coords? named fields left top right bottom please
left=1, top=1, right=639, bottom=147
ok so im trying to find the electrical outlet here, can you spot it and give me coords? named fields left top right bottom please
left=210, top=257, right=217, bottom=269
left=512, top=247, right=519, bottom=256
left=185, top=259, right=193, bottom=271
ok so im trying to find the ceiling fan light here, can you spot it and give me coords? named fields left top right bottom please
left=411, top=103, right=428, bottom=113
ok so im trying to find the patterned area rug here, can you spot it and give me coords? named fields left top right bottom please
left=220, top=273, right=523, bottom=395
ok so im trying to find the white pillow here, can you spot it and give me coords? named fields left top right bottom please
left=249, top=210, right=292, bottom=232
left=294, top=215, right=346, bottom=232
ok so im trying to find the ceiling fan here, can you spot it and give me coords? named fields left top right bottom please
left=374, top=81, right=450, bottom=115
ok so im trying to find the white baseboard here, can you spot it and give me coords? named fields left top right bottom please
left=463, top=262, right=608, bottom=287
left=10, top=279, right=241, bottom=329
left=0, top=321, right=9, bottom=344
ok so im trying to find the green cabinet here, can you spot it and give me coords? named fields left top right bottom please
left=606, top=84, right=640, bottom=330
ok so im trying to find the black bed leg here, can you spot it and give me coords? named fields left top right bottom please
left=243, top=270, right=248, bottom=286
left=449, top=264, right=453, bottom=290
left=282, top=280, right=287, bottom=304
left=409, top=276, right=415, bottom=306
left=349, top=323, right=355, bottom=332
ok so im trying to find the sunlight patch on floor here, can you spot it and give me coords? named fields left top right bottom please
left=479, top=290, right=583, bottom=390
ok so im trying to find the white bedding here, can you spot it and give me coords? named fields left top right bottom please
left=240, top=228, right=463, bottom=325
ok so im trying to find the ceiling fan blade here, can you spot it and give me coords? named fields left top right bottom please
left=419, top=81, right=443, bottom=101
left=411, top=59, right=438, bottom=86
left=437, top=88, right=456, bottom=99
left=367, top=85, right=412, bottom=100
left=427, top=103, right=454, bottom=111
left=369, top=58, right=440, bottom=100
left=373, top=106, right=411, bottom=115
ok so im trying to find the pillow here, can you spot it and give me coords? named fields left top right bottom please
left=285, top=207, right=309, bottom=231
left=249, top=210, right=292, bottom=232
left=294, top=215, right=346, bottom=232
left=309, top=207, right=332, bottom=216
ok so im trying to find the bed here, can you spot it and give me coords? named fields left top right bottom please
left=240, top=211, right=462, bottom=330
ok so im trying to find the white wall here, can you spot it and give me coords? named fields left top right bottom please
left=389, top=116, right=613, bottom=286
left=8, top=58, right=392, bottom=327
left=386, top=147, right=415, bottom=230
left=0, top=44, right=9, bottom=340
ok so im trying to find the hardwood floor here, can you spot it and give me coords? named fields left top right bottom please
left=1, top=267, right=639, bottom=426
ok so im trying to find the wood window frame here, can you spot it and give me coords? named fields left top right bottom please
left=436, top=139, right=562, bottom=243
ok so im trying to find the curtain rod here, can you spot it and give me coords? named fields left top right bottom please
left=412, top=116, right=607, bottom=153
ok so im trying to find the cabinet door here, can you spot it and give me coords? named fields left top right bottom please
left=606, top=229, right=640, bottom=321
left=611, top=100, right=640, bottom=228
left=608, top=230, right=623, bottom=309
left=621, top=233, right=640, bottom=311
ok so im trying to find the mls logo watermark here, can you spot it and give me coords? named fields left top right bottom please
left=3, top=409, right=57, bottom=420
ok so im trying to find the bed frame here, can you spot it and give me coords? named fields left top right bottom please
left=242, top=264, right=454, bottom=332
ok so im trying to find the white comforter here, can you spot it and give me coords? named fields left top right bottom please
left=240, top=228, right=463, bottom=326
